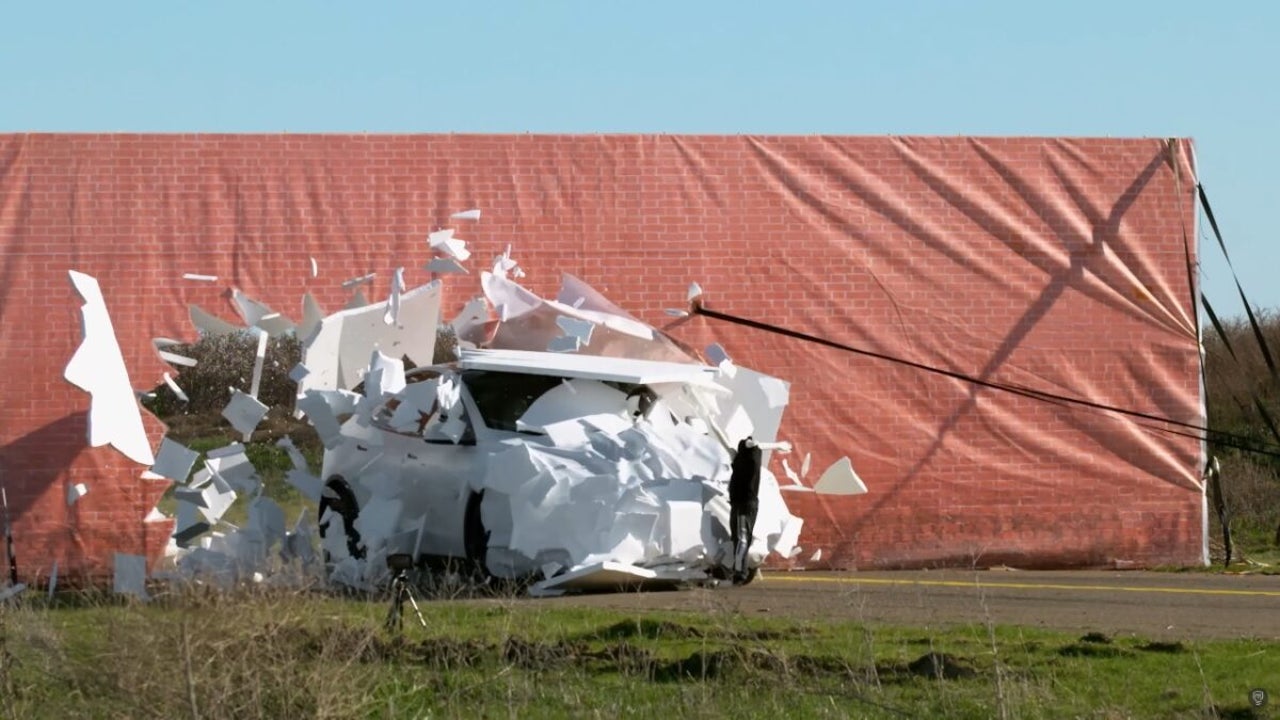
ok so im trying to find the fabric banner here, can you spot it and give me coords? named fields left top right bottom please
left=0, top=134, right=1202, bottom=576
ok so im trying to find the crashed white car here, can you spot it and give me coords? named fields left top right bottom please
left=313, top=347, right=805, bottom=593
left=282, top=237, right=842, bottom=594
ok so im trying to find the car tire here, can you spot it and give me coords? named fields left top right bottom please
left=318, top=475, right=364, bottom=562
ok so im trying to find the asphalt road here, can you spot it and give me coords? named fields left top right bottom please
left=543, top=570, right=1280, bottom=640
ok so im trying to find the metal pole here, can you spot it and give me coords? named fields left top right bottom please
left=1, top=484, right=17, bottom=586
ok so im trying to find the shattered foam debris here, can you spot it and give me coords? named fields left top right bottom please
left=71, top=211, right=867, bottom=597
left=65, top=271, right=155, bottom=466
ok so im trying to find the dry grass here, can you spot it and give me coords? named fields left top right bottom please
left=0, top=586, right=1275, bottom=719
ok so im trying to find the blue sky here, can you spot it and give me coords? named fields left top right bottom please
left=3, top=1, right=1275, bottom=314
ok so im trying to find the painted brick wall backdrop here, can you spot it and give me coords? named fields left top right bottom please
left=0, top=134, right=1203, bottom=581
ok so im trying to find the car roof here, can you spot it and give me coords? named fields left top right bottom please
left=456, top=348, right=721, bottom=387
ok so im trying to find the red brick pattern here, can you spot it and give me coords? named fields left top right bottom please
left=0, top=134, right=1203, bottom=579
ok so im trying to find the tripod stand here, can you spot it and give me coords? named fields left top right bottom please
left=384, top=556, right=427, bottom=634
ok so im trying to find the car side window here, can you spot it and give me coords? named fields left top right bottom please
left=422, top=401, right=476, bottom=445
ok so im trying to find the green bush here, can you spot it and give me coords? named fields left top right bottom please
left=144, top=325, right=463, bottom=421
left=1203, top=308, right=1280, bottom=553
left=143, top=332, right=303, bottom=418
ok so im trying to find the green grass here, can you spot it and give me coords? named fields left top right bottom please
left=154, top=416, right=322, bottom=529
left=1, top=590, right=1275, bottom=719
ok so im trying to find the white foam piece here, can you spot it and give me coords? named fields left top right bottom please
left=231, top=288, right=295, bottom=337
left=664, top=500, right=704, bottom=559
left=299, top=293, right=325, bottom=343
left=247, top=328, right=269, bottom=399
left=364, top=351, right=406, bottom=400
left=310, top=257, right=319, bottom=278
left=113, top=553, right=149, bottom=600
left=812, top=457, right=868, bottom=495
left=152, top=438, right=199, bottom=483
left=719, top=403, right=755, bottom=445
left=173, top=487, right=207, bottom=509
left=516, top=380, right=629, bottom=433
left=705, top=343, right=731, bottom=367
left=539, top=419, right=591, bottom=448
left=388, top=380, right=439, bottom=431
left=0, top=583, right=27, bottom=602
left=341, top=272, right=376, bottom=289
left=810, top=548, right=823, bottom=563
left=47, top=562, right=58, bottom=599
left=285, top=468, right=323, bottom=504
left=687, top=283, right=703, bottom=302
left=555, top=316, right=595, bottom=346
left=276, top=436, right=309, bottom=471
left=297, top=391, right=345, bottom=449
left=546, top=335, right=581, bottom=353
left=158, top=350, right=198, bottom=367
left=222, top=389, right=269, bottom=436
left=507, top=501, right=569, bottom=562
left=289, top=363, right=311, bottom=383
left=360, top=470, right=402, bottom=500
left=460, top=348, right=719, bottom=387
left=163, top=372, right=189, bottom=403
left=481, top=444, right=545, bottom=496
left=440, top=238, right=471, bottom=262
left=188, top=467, right=212, bottom=489
left=353, top=496, right=403, bottom=553
left=450, top=208, right=482, bottom=221
left=189, top=304, right=242, bottom=336
left=298, top=281, right=441, bottom=395
left=440, top=415, right=466, bottom=443
left=773, top=513, right=804, bottom=558
left=196, top=482, right=237, bottom=525
left=529, top=561, right=660, bottom=595
left=384, top=267, right=406, bottom=326
left=205, top=445, right=259, bottom=494
left=66, top=482, right=88, bottom=506
left=283, top=513, right=317, bottom=566
left=64, top=271, right=155, bottom=465
left=248, top=497, right=287, bottom=552
left=345, top=288, right=370, bottom=310
left=781, top=457, right=801, bottom=485
left=182, top=273, right=218, bottom=282
left=427, top=257, right=469, bottom=274
left=583, top=513, right=656, bottom=566
left=760, top=375, right=789, bottom=409
left=427, top=228, right=454, bottom=247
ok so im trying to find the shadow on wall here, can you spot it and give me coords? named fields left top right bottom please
left=0, top=411, right=89, bottom=518
left=0, top=412, right=92, bottom=582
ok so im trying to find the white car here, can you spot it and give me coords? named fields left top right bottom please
left=313, top=349, right=803, bottom=592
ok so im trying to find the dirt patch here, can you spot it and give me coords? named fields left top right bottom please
left=1057, top=643, right=1131, bottom=659
left=904, top=652, right=977, bottom=680
left=501, top=637, right=586, bottom=671
left=587, top=619, right=705, bottom=641
left=1137, top=641, right=1186, bottom=654
left=649, top=648, right=789, bottom=682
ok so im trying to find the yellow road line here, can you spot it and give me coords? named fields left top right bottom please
left=760, top=574, right=1280, bottom=597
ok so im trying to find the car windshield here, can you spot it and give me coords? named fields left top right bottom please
left=461, top=370, right=651, bottom=433
left=461, top=370, right=566, bottom=433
